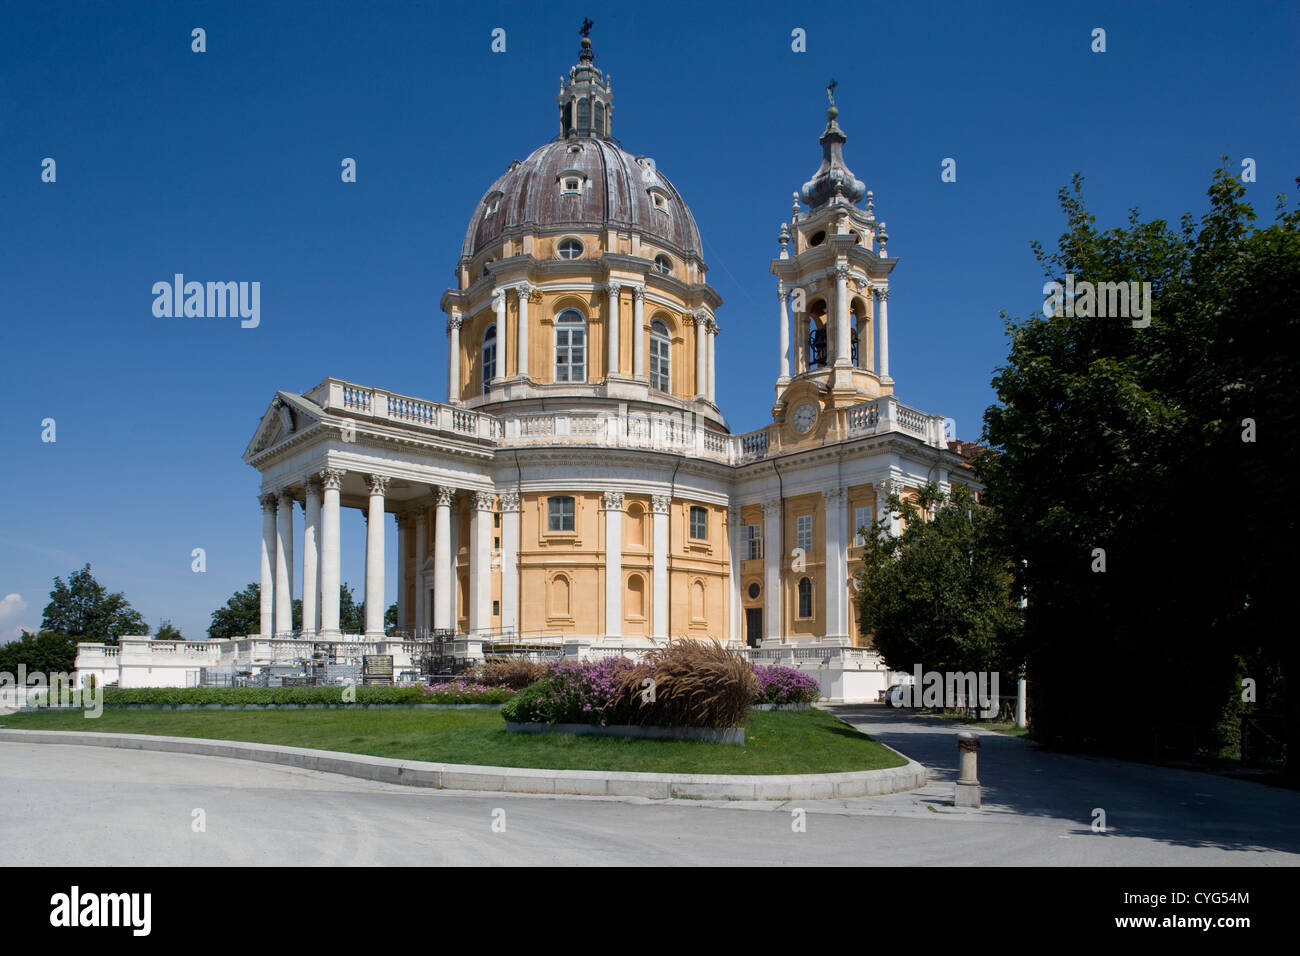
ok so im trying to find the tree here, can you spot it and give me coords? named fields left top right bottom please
left=41, top=564, right=148, bottom=645
left=340, top=583, right=363, bottom=633
left=154, top=620, right=183, bottom=641
left=208, top=582, right=366, bottom=637
left=384, top=603, right=398, bottom=629
left=0, top=630, right=77, bottom=675
left=855, top=484, right=1021, bottom=683
left=208, top=583, right=260, bottom=639
left=978, top=163, right=1300, bottom=761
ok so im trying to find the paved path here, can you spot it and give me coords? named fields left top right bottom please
left=1, top=709, right=1296, bottom=865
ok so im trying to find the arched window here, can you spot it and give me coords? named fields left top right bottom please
left=550, top=574, right=571, bottom=617
left=482, top=324, right=497, bottom=394
left=577, top=98, right=591, bottom=132
left=808, top=301, right=828, bottom=369
left=555, top=309, right=586, bottom=382
left=649, top=318, right=671, bottom=392
left=593, top=101, right=605, bottom=136
left=798, top=577, right=813, bottom=619
left=626, top=574, right=645, bottom=618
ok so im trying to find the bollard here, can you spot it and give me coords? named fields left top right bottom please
left=955, top=731, right=981, bottom=808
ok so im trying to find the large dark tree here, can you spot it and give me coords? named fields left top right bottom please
left=979, top=163, right=1300, bottom=763
left=40, top=564, right=148, bottom=645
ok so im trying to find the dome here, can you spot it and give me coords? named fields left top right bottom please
left=461, top=138, right=704, bottom=263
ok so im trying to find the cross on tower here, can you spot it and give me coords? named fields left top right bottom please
left=580, top=18, right=594, bottom=38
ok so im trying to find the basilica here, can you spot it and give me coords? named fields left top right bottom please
left=236, top=32, right=977, bottom=658
left=75, top=34, right=979, bottom=697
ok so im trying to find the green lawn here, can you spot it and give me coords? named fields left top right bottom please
left=0, top=707, right=905, bottom=775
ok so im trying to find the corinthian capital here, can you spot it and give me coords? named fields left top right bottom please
left=603, top=280, right=624, bottom=297
left=514, top=281, right=534, bottom=300
left=365, top=474, right=390, bottom=496
left=834, top=263, right=852, bottom=281
left=777, top=281, right=789, bottom=303
left=319, top=468, right=345, bottom=491
left=491, top=288, right=507, bottom=309
left=631, top=284, right=646, bottom=303
left=434, top=485, right=456, bottom=507
left=259, top=493, right=278, bottom=511
left=446, top=312, right=463, bottom=333
left=602, top=490, right=625, bottom=511
left=499, top=491, right=521, bottom=512
left=651, top=494, right=671, bottom=514
left=875, top=286, right=890, bottom=302
left=472, top=491, right=495, bottom=511
left=692, top=308, right=711, bottom=327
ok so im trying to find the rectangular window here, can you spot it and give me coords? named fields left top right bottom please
left=689, top=505, right=708, bottom=540
left=493, top=536, right=500, bottom=552
left=492, top=600, right=500, bottom=616
left=742, top=523, right=762, bottom=560
left=494, top=513, right=500, bottom=528
left=854, top=506, right=873, bottom=547
left=650, top=336, right=670, bottom=392
left=548, top=496, right=575, bottom=532
left=796, top=514, right=812, bottom=552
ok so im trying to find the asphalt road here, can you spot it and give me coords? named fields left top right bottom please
left=1, top=707, right=1296, bottom=866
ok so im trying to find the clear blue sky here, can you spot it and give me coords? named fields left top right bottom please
left=2, top=0, right=1296, bottom=640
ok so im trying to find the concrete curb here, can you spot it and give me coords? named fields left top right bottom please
left=0, top=729, right=928, bottom=800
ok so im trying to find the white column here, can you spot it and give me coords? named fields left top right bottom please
left=302, top=479, right=322, bottom=638
left=319, top=469, right=343, bottom=636
left=363, top=474, right=389, bottom=637
left=433, top=486, right=454, bottom=631
left=259, top=494, right=276, bottom=637
left=500, top=491, right=519, bottom=635
left=651, top=494, right=670, bottom=640
left=763, top=498, right=782, bottom=643
left=447, top=312, right=462, bottom=403
left=603, top=491, right=624, bottom=637
left=274, top=491, right=294, bottom=636
left=469, top=491, right=493, bottom=635
left=777, top=283, right=791, bottom=383
left=693, top=311, right=708, bottom=397
left=491, top=288, right=506, bottom=386
left=876, top=287, right=891, bottom=381
left=413, top=508, right=427, bottom=635
left=395, top=513, right=410, bottom=630
left=823, top=487, right=847, bottom=641
left=707, top=320, right=717, bottom=403
left=515, top=283, right=532, bottom=380
left=631, top=285, right=646, bottom=379
left=834, top=263, right=852, bottom=367
left=605, top=281, right=622, bottom=378
left=728, top=506, right=743, bottom=646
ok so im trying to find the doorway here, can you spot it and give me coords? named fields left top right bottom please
left=745, top=607, right=763, bottom=648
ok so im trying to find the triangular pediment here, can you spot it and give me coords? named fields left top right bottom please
left=243, top=391, right=322, bottom=461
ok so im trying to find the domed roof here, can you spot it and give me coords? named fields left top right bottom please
left=461, top=137, right=704, bottom=263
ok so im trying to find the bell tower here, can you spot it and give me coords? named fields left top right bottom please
left=769, top=83, right=896, bottom=431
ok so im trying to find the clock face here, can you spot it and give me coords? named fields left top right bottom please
left=793, top=402, right=818, bottom=434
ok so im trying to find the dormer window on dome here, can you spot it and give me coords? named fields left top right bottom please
left=558, top=168, right=588, bottom=196
left=647, top=186, right=670, bottom=213
left=483, top=190, right=503, bottom=216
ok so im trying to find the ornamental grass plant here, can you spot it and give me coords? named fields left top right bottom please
left=619, top=639, right=759, bottom=728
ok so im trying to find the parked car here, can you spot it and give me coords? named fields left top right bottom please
left=884, top=683, right=919, bottom=708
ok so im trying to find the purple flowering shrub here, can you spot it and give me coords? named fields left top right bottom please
left=501, top=657, right=636, bottom=726
left=752, top=665, right=821, bottom=705
left=421, top=681, right=516, bottom=704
